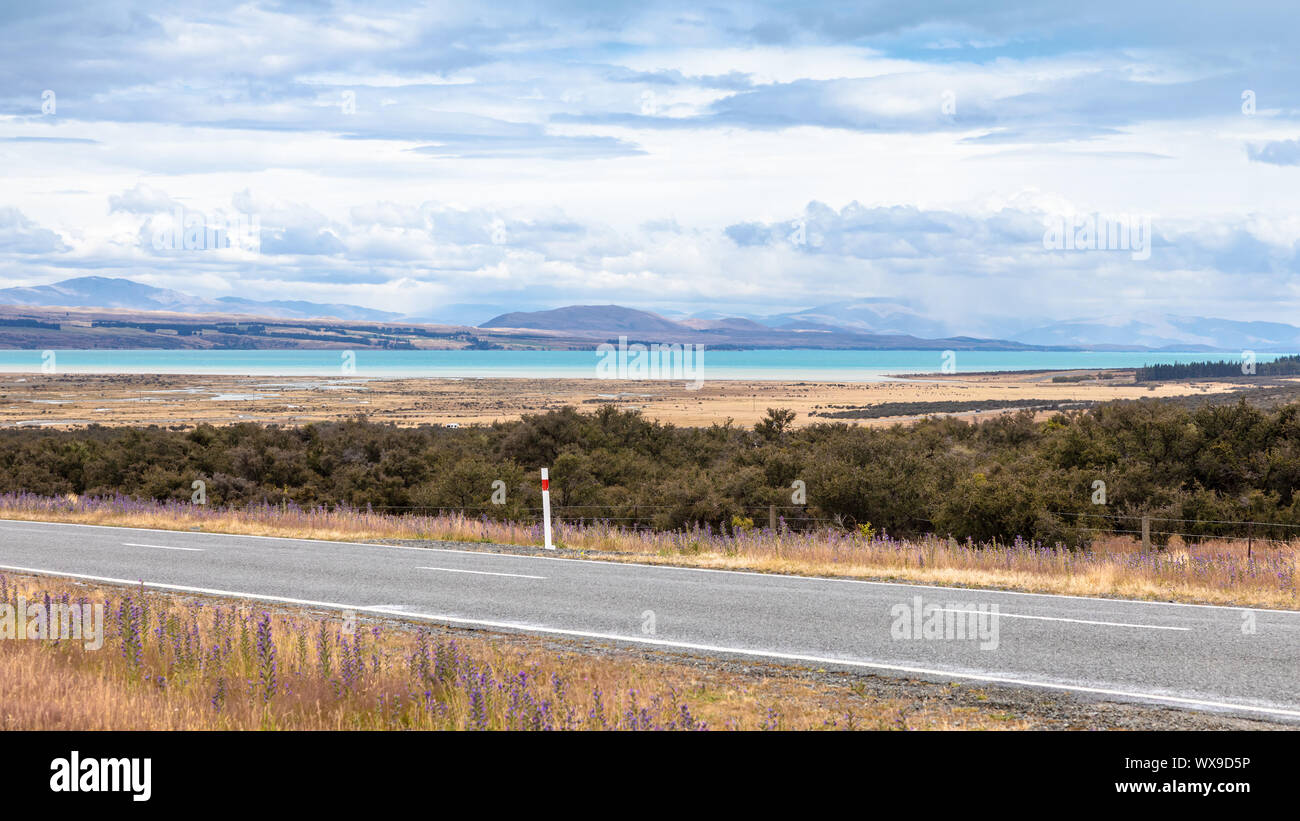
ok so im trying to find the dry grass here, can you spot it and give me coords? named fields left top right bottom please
left=0, top=572, right=1026, bottom=730
left=0, top=370, right=1241, bottom=430
left=2, top=494, right=1294, bottom=610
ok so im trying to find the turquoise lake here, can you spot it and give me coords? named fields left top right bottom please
left=0, top=349, right=1287, bottom=381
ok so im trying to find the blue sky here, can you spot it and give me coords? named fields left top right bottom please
left=2, top=1, right=1299, bottom=333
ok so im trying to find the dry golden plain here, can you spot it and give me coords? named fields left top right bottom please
left=0, top=369, right=1257, bottom=429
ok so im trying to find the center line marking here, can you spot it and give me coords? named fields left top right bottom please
left=934, top=607, right=1189, bottom=631
left=122, top=542, right=204, bottom=552
left=416, top=566, right=545, bottom=580
left=8, top=519, right=1298, bottom=615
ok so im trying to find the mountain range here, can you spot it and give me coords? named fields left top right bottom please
left=481, top=304, right=945, bottom=339
left=2, top=276, right=1297, bottom=351
left=1011, top=315, right=1300, bottom=352
left=481, top=305, right=1300, bottom=352
left=0, top=276, right=401, bottom=322
left=480, top=304, right=1037, bottom=349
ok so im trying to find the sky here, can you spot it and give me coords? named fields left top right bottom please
left=2, top=0, right=1299, bottom=335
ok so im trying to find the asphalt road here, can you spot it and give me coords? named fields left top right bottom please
left=1, top=518, right=1297, bottom=722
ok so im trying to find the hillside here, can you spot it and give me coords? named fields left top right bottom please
left=0, top=276, right=401, bottom=322
left=478, top=304, right=1050, bottom=350
left=481, top=305, right=685, bottom=333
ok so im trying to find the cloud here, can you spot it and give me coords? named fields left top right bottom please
left=407, top=133, right=643, bottom=160
left=1247, top=139, right=1300, bottom=166
left=962, top=125, right=1125, bottom=144
left=724, top=222, right=773, bottom=247
left=601, top=67, right=756, bottom=90
left=260, top=226, right=346, bottom=256
left=724, top=200, right=1300, bottom=286
left=0, top=207, right=69, bottom=253
left=9, top=190, right=1300, bottom=331
left=349, top=202, right=432, bottom=230
left=725, top=202, right=1043, bottom=259
left=109, top=184, right=182, bottom=215
left=0, top=136, right=98, bottom=144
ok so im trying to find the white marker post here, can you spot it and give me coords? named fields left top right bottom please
left=540, top=467, right=554, bottom=550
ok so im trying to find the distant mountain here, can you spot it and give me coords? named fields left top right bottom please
left=0, top=276, right=401, bottom=322
left=0, top=276, right=215, bottom=314
left=764, top=299, right=953, bottom=338
left=677, top=317, right=771, bottom=332
left=683, top=309, right=765, bottom=321
left=405, top=303, right=519, bottom=327
left=1013, top=314, right=1300, bottom=352
left=214, top=297, right=398, bottom=323
left=478, top=303, right=1050, bottom=350
left=481, top=305, right=685, bottom=334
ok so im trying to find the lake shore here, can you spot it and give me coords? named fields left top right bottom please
left=0, top=368, right=1271, bottom=429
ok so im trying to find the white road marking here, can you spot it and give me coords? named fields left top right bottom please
left=2, top=517, right=1298, bottom=615
left=933, top=607, right=1191, bottom=631
left=0, top=562, right=1295, bottom=721
left=122, top=542, right=204, bottom=552
left=417, top=566, right=545, bottom=580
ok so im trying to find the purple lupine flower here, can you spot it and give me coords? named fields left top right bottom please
left=255, top=612, right=277, bottom=701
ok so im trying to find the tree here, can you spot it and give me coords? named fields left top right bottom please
left=754, top=408, right=796, bottom=441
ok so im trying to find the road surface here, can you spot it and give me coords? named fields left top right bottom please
left=0, top=518, right=1296, bottom=721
